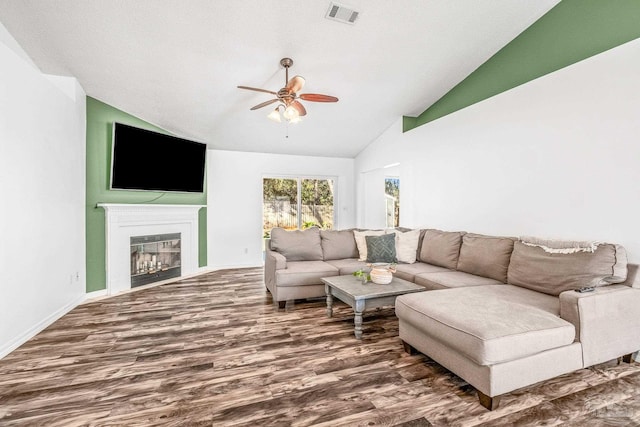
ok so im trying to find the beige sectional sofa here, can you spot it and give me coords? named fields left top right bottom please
left=264, top=226, right=640, bottom=410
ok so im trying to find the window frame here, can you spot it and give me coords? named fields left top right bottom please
left=262, top=174, right=339, bottom=231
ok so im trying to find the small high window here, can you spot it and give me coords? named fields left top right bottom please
left=385, top=177, right=400, bottom=227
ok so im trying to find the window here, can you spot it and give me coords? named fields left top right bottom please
left=263, top=177, right=335, bottom=237
left=385, top=177, right=400, bottom=227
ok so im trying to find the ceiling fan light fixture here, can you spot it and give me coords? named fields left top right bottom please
left=283, top=105, right=300, bottom=121
left=267, top=107, right=282, bottom=123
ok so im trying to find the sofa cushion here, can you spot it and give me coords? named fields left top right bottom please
left=393, top=229, right=421, bottom=264
left=320, top=229, right=359, bottom=260
left=353, top=230, right=386, bottom=261
left=414, top=271, right=503, bottom=291
left=456, top=233, right=514, bottom=283
left=275, top=261, right=339, bottom=287
left=395, top=285, right=573, bottom=365
left=394, top=262, right=451, bottom=282
left=325, top=259, right=368, bottom=275
left=508, top=241, right=628, bottom=296
left=419, top=229, right=465, bottom=269
left=270, top=227, right=323, bottom=261
left=366, top=233, right=397, bottom=263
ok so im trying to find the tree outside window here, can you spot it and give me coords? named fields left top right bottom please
left=385, top=177, right=400, bottom=227
left=263, top=177, right=335, bottom=237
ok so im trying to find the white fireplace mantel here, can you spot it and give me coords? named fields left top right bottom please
left=98, top=203, right=205, bottom=295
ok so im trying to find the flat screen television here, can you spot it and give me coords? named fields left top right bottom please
left=110, top=122, right=207, bottom=193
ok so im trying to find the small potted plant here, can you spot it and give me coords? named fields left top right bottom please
left=352, top=269, right=371, bottom=284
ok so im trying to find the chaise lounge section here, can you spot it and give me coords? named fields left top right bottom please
left=396, top=237, right=640, bottom=410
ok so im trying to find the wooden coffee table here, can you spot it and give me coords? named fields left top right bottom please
left=322, top=275, right=426, bottom=339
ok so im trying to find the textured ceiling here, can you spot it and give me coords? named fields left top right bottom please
left=0, top=0, right=559, bottom=158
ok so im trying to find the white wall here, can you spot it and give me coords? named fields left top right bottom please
left=207, top=150, right=355, bottom=269
left=0, top=23, right=86, bottom=358
left=355, top=38, right=640, bottom=263
left=360, top=168, right=387, bottom=229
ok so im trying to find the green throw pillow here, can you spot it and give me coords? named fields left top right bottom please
left=365, top=233, right=397, bottom=263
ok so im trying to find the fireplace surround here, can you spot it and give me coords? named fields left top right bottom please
left=98, top=204, right=204, bottom=295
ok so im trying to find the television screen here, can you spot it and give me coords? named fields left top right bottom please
left=110, top=123, right=207, bottom=193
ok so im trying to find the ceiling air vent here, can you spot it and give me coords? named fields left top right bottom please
left=325, top=2, right=360, bottom=25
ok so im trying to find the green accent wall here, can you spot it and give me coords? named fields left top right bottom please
left=404, top=0, right=640, bottom=132
left=86, top=97, right=207, bottom=292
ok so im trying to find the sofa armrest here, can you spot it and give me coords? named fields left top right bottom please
left=266, top=249, right=287, bottom=270
left=264, top=242, right=287, bottom=296
left=560, top=285, right=640, bottom=366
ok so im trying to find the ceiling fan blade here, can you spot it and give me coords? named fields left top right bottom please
left=238, top=85, right=278, bottom=96
left=285, top=75, right=305, bottom=93
left=299, top=93, right=339, bottom=103
left=250, top=99, right=279, bottom=110
left=291, top=100, right=307, bottom=116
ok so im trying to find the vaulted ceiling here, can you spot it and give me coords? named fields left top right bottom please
left=0, top=0, right=559, bottom=157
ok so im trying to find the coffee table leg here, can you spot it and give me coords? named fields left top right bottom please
left=354, top=299, right=364, bottom=339
left=325, top=284, right=333, bottom=318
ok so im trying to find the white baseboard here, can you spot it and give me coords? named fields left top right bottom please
left=0, top=293, right=85, bottom=360
left=85, top=289, right=108, bottom=301
left=208, top=263, right=263, bottom=270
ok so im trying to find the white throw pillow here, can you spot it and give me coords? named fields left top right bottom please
left=393, top=229, right=421, bottom=264
left=353, top=230, right=386, bottom=261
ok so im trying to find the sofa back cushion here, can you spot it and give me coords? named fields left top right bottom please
left=508, top=240, right=628, bottom=296
left=456, top=233, right=515, bottom=283
left=320, top=229, right=359, bottom=260
left=419, top=229, right=465, bottom=269
left=270, top=227, right=323, bottom=261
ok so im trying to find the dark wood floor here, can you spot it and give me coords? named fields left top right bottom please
left=1, top=268, right=639, bottom=426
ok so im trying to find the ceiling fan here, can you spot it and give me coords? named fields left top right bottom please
left=238, top=58, right=338, bottom=123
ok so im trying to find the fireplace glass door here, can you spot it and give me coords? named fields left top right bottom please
left=130, top=233, right=181, bottom=287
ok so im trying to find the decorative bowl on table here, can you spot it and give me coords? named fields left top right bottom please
left=369, top=263, right=396, bottom=284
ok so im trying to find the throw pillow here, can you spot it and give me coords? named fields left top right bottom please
left=353, top=230, right=385, bottom=261
left=366, top=233, right=397, bottom=263
left=392, top=229, right=421, bottom=264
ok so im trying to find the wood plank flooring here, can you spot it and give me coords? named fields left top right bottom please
left=1, top=267, right=639, bottom=426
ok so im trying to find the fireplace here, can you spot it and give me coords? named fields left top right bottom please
left=98, top=203, right=204, bottom=295
left=130, top=233, right=181, bottom=287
